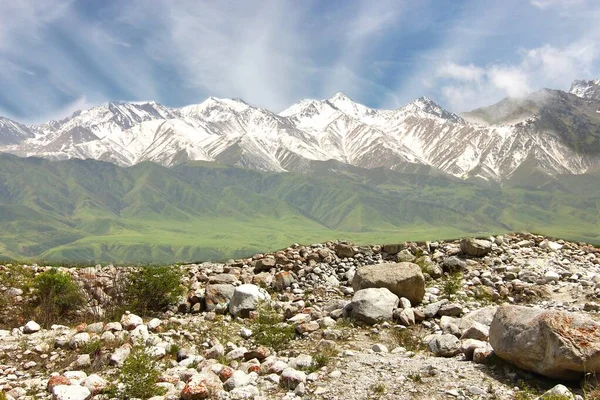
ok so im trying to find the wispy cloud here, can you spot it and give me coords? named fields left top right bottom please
left=0, top=0, right=599, bottom=121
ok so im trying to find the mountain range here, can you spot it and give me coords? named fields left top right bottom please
left=1, top=79, right=600, bottom=263
left=2, top=79, right=600, bottom=182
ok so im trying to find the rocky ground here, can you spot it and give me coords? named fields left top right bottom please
left=1, top=233, right=600, bottom=400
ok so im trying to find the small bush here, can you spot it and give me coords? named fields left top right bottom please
left=31, top=269, right=85, bottom=326
left=118, top=346, right=165, bottom=399
left=442, top=272, right=463, bottom=299
left=390, top=326, right=426, bottom=352
left=251, top=302, right=296, bottom=351
left=124, top=266, right=183, bottom=315
left=0, top=390, right=7, bottom=400
left=407, top=372, right=422, bottom=383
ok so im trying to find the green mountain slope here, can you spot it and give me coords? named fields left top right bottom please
left=0, top=153, right=598, bottom=263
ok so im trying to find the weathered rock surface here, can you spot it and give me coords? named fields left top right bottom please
left=489, top=305, right=600, bottom=380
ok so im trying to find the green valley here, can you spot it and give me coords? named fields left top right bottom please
left=0, top=153, right=598, bottom=263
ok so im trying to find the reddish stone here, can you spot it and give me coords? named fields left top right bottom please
left=243, top=346, right=271, bottom=361
left=47, top=375, right=71, bottom=391
left=75, top=323, right=87, bottom=333
left=247, top=365, right=261, bottom=374
left=218, top=366, right=234, bottom=382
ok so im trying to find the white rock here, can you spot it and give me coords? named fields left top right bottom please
left=229, top=284, right=270, bottom=317
left=64, top=371, right=87, bottom=385
left=544, top=271, right=560, bottom=283
left=120, top=312, right=143, bottom=330
left=69, top=332, right=91, bottom=349
left=239, top=327, right=253, bottom=339
left=23, top=320, right=41, bottom=334
left=75, top=354, right=91, bottom=368
left=147, top=318, right=162, bottom=331
left=83, top=374, right=109, bottom=395
left=230, top=385, right=259, bottom=399
left=224, top=370, right=251, bottom=391
left=52, top=385, right=91, bottom=400
left=109, top=344, right=131, bottom=367
left=543, top=384, right=574, bottom=399
left=280, top=368, right=306, bottom=390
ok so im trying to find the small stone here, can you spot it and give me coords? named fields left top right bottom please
left=280, top=368, right=306, bottom=390
left=75, top=354, right=91, bottom=368
left=372, top=344, right=389, bottom=353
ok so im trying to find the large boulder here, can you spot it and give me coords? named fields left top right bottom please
left=489, top=305, right=600, bottom=380
left=460, top=238, right=492, bottom=257
left=229, top=284, right=269, bottom=317
left=352, top=262, right=425, bottom=305
left=347, top=288, right=399, bottom=324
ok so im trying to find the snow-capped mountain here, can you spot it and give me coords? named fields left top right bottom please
left=570, top=79, right=600, bottom=101
left=0, top=117, right=34, bottom=146
left=1, top=80, right=600, bottom=182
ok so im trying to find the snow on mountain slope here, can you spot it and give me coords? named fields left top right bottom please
left=570, top=79, right=600, bottom=101
left=0, top=117, right=34, bottom=145
left=1, top=85, right=599, bottom=182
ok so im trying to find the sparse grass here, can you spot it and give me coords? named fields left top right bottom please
left=390, top=326, right=426, bottom=352
left=0, top=390, right=7, bottom=400
left=370, top=382, right=386, bottom=396
left=116, top=346, right=166, bottom=399
left=251, top=302, right=296, bottom=351
left=167, top=343, right=181, bottom=359
left=302, top=347, right=340, bottom=373
left=80, top=339, right=104, bottom=356
left=473, top=286, right=496, bottom=304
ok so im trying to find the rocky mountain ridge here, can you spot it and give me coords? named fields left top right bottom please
left=1, top=80, right=600, bottom=182
left=1, top=233, right=600, bottom=399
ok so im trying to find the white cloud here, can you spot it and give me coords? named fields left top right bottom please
left=433, top=40, right=599, bottom=111
left=437, top=63, right=485, bottom=82
left=530, top=0, right=585, bottom=9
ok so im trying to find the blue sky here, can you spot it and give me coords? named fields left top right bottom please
left=1, top=0, right=599, bottom=123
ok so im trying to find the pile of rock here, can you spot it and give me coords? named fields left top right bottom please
left=1, top=233, right=600, bottom=399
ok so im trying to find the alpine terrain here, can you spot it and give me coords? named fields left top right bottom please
left=1, top=79, right=600, bottom=182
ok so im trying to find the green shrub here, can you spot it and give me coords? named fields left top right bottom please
left=124, top=266, right=183, bottom=315
left=442, top=272, right=463, bottom=300
left=118, top=346, right=165, bottom=399
left=31, top=269, right=85, bottom=326
left=0, top=390, right=7, bottom=400
left=251, top=302, right=296, bottom=351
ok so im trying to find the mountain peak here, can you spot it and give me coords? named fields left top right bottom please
left=328, top=92, right=353, bottom=103
left=569, top=79, right=600, bottom=101
left=402, top=97, right=464, bottom=123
